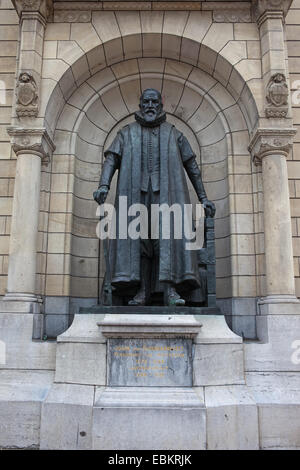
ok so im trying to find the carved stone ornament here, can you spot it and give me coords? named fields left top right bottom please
left=16, top=72, right=39, bottom=118
left=265, top=73, right=289, bottom=118
left=213, top=4, right=252, bottom=23
left=248, top=128, right=297, bottom=164
left=7, top=127, right=55, bottom=163
left=54, top=10, right=91, bottom=23
left=12, top=0, right=53, bottom=20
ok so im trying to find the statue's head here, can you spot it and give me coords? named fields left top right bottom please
left=139, top=89, right=163, bottom=124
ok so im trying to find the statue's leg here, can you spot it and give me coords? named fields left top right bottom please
left=128, top=254, right=151, bottom=306
left=128, top=189, right=152, bottom=306
left=157, top=237, right=185, bottom=306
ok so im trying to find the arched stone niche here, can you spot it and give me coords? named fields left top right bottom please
left=42, top=37, right=260, bottom=338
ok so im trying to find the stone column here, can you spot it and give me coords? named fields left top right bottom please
left=249, top=128, right=299, bottom=312
left=2, top=128, right=54, bottom=312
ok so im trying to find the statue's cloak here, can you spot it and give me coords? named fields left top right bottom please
left=106, top=121, right=200, bottom=291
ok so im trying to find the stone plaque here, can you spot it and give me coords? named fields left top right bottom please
left=108, top=338, right=193, bottom=387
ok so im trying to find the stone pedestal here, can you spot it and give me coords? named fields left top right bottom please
left=39, top=311, right=260, bottom=450
left=92, top=313, right=247, bottom=450
left=94, top=314, right=205, bottom=449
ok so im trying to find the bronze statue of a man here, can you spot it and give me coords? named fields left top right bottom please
left=94, top=89, right=215, bottom=306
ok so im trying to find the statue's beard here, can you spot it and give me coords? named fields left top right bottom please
left=135, top=109, right=166, bottom=127
left=143, top=109, right=159, bottom=122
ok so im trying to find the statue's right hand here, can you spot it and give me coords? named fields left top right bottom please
left=93, top=186, right=109, bottom=205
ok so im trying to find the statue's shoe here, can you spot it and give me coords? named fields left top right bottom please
left=128, top=299, right=146, bottom=306
left=128, top=292, right=146, bottom=306
left=168, top=294, right=185, bottom=306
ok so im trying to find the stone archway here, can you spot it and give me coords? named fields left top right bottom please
left=43, top=42, right=260, bottom=337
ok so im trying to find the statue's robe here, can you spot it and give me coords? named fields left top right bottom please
left=105, top=121, right=201, bottom=292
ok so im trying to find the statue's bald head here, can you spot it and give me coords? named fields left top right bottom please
left=139, top=89, right=163, bottom=123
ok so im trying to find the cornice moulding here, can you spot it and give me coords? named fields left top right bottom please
left=52, top=1, right=252, bottom=13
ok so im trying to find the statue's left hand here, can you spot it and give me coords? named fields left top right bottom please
left=202, top=199, right=216, bottom=218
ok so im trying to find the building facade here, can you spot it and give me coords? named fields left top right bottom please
left=0, top=0, right=299, bottom=450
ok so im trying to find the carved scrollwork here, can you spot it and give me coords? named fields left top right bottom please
left=16, top=72, right=39, bottom=118
left=258, top=137, right=291, bottom=156
left=265, top=73, right=289, bottom=118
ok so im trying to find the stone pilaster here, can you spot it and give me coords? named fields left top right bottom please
left=252, top=0, right=292, bottom=120
left=1, top=128, right=54, bottom=312
left=0, top=1, right=54, bottom=314
left=12, top=0, right=53, bottom=119
left=250, top=0, right=299, bottom=316
left=249, top=128, right=300, bottom=312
